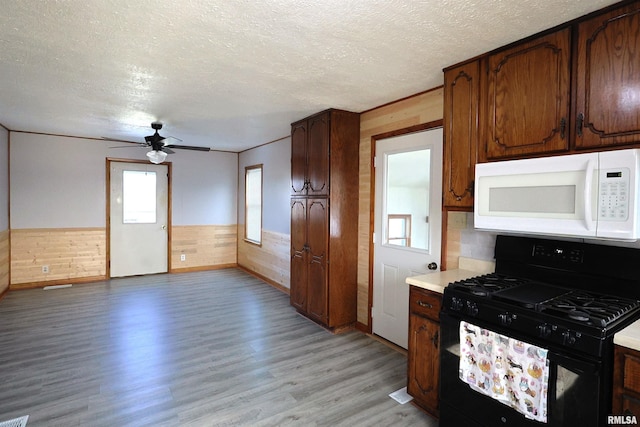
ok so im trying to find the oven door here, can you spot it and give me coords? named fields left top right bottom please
left=439, top=312, right=604, bottom=427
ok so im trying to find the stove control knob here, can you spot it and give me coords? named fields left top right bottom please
left=498, top=313, right=512, bottom=326
left=537, top=324, right=554, bottom=338
left=562, top=330, right=579, bottom=345
left=450, top=297, right=464, bottom=312
left=466, top=301, right=479, bottom=317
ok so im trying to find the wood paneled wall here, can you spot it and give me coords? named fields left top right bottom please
left=11, top=228, right=106, bottom=288
left=171, top=225, right=237, bottom=271
left=445, top=211, right=466, bottom=270
left=237, top=228, right=290, bottom=291
left=357, top=88, right=444, bottom=327
left=0, top=230, right=9, bottom=295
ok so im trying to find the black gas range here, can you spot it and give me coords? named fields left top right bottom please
left=440, top=235, right=640, bottom=427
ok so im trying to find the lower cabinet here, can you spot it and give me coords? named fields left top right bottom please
left=613, top=345, right=640, bottom=418
left=407, top=285, right=441, bottom=417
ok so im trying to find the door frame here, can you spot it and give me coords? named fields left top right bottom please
left=105, top=157, right=173, bottom=277
left=367, top=119, right=443, bottom=333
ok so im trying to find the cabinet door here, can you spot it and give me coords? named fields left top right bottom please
left=291, top=121, right=308, bottom=196
left=443, top=60, right=479, bottom=208
left=485, top=29, right=571, bottom=159
left=290, top=199, right=308, bottom=310
left=575, top=3, right=640, bottom=149
left=407, top=313, right=440, bottom=416
left=306, top=198, right=329, bottom=323
left=307, top=113, right=330, bottom=196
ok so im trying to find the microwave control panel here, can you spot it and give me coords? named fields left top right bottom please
left=598, top=168, right=629, bottom=221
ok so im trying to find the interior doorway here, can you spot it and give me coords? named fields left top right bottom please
left=372, top=127, right=443, bottom=349
left=108, top=160, right=170, bottom=278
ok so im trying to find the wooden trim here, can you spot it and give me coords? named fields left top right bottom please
left=360, top=87, right=444, bottom=115
left=371, top=120, right=444, bottom=141
left=441, top=208, right=449, bottom=271
left=238, top=135, right=290, bottom=153
left=237, top=265, right=290, bottom=295
left=7, top=131, right=11, bottom=288
left=10, top=274, right=107, bottom=290
left=171, top=263, right=238, bottom=274
left=11, top=227, right=105, bottom=234
left=367, top=120, right=445, bottom=333
left=105, top=159, right=111, bottom=277
left=355, top=321, right=369, bottom=333
left=367, top=135, right=376, bottom=332
left=12, top=130, right=237, bottom=153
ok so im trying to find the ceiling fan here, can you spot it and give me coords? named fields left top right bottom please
left=108, top=122, right=211, bottom=164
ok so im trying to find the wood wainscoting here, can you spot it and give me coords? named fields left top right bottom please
left=10, top=228, right=107, bottom=289
left=357, top=88, right=444, bottom=327
left=237, top=228, right=290, bottom=292
left=171, top=225, right=237, bottom=272
left=0, top=229, right=9, bottom=295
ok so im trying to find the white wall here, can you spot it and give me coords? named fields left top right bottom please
left=10, top=132, right=237, bottom=229
left=171, top=149, right=237, bottom=225
left=237, top=137, right=291, bottom=235
left=0, top=126, right=8, bottom=231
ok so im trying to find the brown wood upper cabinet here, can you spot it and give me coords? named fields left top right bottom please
left=443, top=60, right=480, bottom=208
left=291, top=113, right=330, bottom=197
left=574, top=3, right=640, bottom=149
left=484, top=28, right=571, bottom=159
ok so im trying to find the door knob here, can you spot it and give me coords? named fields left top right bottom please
left=427, top=262, right=438, bottom=270
left=161, top=225, right=167, bottom=230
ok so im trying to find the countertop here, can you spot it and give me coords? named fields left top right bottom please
left=615, top=320, right=640, bottom=351
left=405, top=257, right=495, bottom=294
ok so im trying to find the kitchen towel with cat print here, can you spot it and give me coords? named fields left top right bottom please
left=459, top=321, right=549, bottom=423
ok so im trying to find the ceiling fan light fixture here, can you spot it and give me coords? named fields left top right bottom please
left=146, top=149, right=167, bottom=164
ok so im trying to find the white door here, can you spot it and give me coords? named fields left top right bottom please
left=109, top=161, right=169, bottom=277
left=372, top=128, right=443, bottom=349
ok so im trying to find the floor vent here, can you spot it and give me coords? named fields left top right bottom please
left=0, top=416, right=29, bottom=427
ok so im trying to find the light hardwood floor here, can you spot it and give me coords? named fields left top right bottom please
left=0, top=268, right=437, bottom=426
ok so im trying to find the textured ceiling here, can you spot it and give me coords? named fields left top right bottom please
left=0, top=0, right=619, bottom=152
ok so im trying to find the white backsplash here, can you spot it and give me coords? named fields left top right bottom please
left=459, top=212, right=640, bottom=261
left=460, top=212, right=497, bottom=261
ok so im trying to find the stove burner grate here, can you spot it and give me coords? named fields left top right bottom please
left=453, top=273, right=525, bottom=297
left=541, top=291, right=640, bottom=327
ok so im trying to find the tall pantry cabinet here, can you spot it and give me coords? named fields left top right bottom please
left=290, top=109, right=360, bottom=330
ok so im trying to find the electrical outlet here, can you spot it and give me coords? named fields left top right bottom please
left=42, top=265, right=49, bottom=274
left=180, top=254, right=186, bottom=262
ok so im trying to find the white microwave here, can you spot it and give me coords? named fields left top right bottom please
left=474, top=148, right=640, bottom=240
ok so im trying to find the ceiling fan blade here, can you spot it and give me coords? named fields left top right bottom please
left=164, top=135, right=183, bottom=143
left=165, top=144, right=211, bottom=152
left=109, top=144, right=144, bottom=149
left=102, top=136, right=140, bottom=144
left=162, top=147, right=175, bottom=154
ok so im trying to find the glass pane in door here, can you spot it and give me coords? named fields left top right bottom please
left=122, top=170, right=157, bottom=224
left=384, top=149, right=431, bottom=251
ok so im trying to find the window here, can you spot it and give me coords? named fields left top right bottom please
left=387, top=214, right=411, bottom=247
left=245, top=165, right=263, bottom=244
left=122, top=170, right=157, bottom=223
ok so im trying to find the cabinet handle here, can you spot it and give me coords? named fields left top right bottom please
left=576, top=113, right=584, bottom=137
left=417, top=301, right=433, bottom=309
left=560, top=117, right=566, bottom=139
